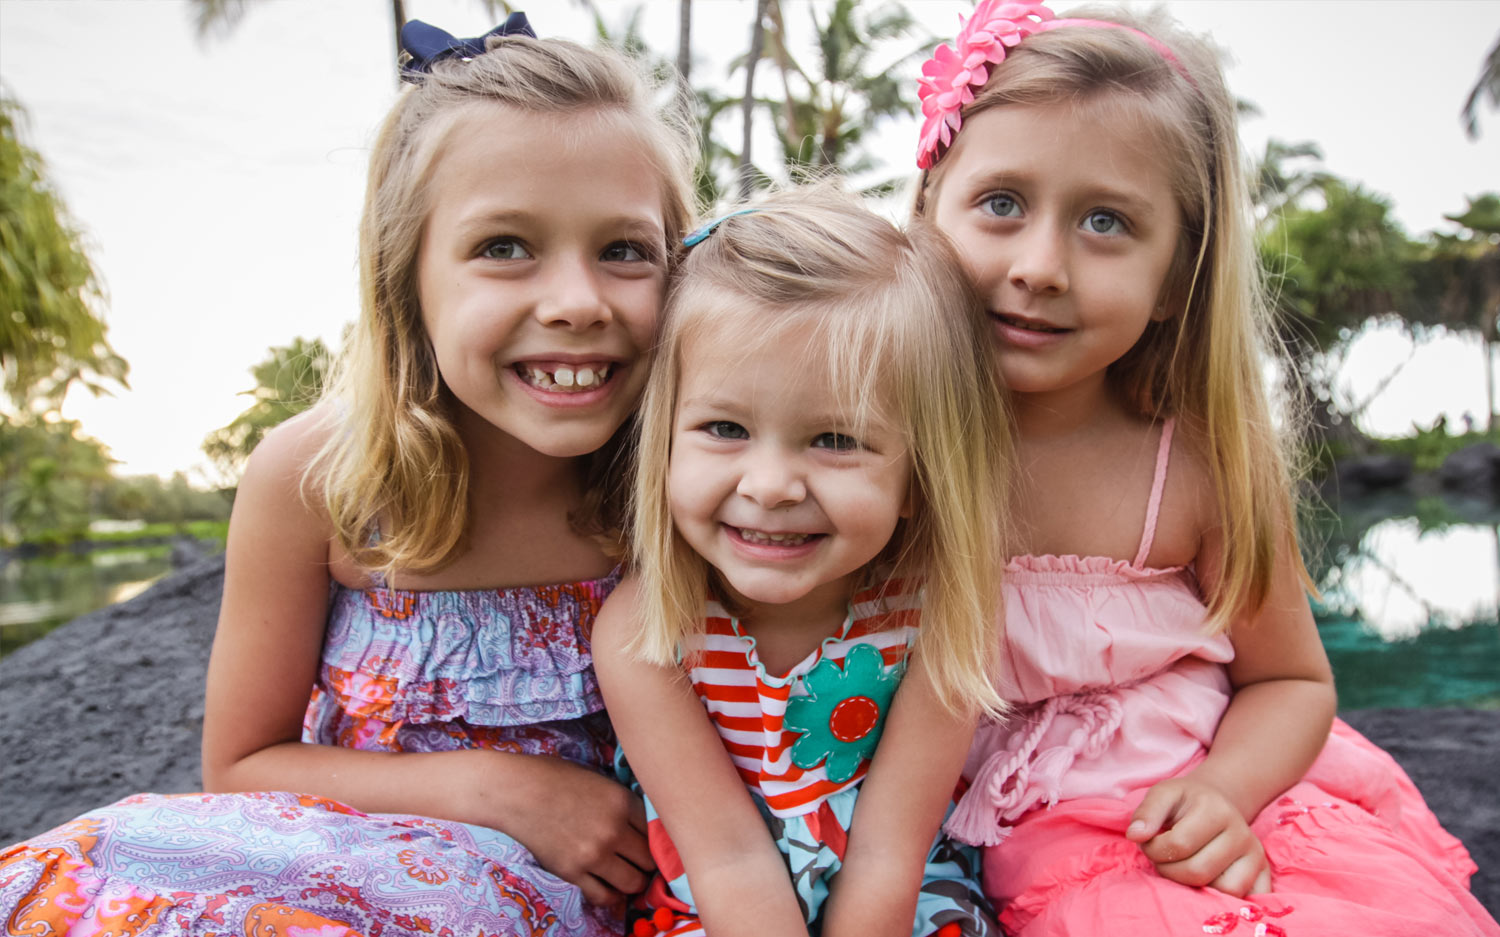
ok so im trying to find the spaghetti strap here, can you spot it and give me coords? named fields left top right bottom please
left=1131, top=418, right=1176, bottom=568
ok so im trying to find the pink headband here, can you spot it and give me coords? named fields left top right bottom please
left=916, top=0, right=1193, bottom=169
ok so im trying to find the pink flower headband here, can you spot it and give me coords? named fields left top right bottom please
left=916, top=0, right=1193, bottom=169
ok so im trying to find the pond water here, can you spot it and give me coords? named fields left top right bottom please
left=0, top=547, right=180, bottom=659
left=2, top=502, right=1499, bottom=709
left=1308, top=493, right=1500, bottom=710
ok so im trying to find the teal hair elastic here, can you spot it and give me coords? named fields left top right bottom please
left=682, top=208, right=762, bottom=247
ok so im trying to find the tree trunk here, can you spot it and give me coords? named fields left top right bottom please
left=738, top=0, right=770, bottom=201
left=677, top=0, right=692, bottom=89
left=391, top=0, right=407, bottom=85
left=1488, top=335, right=1498, bottom=431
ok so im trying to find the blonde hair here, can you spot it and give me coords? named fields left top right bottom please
left=916, top=7, right=1305, bottom=632
left=632, top=185, right=1010, bottom=715
left=310, top=34, right=698, bottom=578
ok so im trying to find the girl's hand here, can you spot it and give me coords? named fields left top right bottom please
left=1127, top=776, right=1271, bottom=897
left=490, top=752, right=655, bottom=906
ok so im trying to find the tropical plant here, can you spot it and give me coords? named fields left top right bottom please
left=1408, top=194, right=1500, bottom=427
left=1252, top=138, right=1335, bottom=227
left=758, top=0, right=925, bottom=192
left=1462, top=32, right=1500, bottom=139
left=0, top=93, right=127, bottom=414
left=0, top=416, right=114, bottom=542
left=1261, top=180, right=1418, bottom=443
left=202, top=337, right=331, bottom=479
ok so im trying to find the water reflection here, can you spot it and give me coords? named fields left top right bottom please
left=0, top=548, right=177, bottom=658
left=1311, top=494, right=1500, bottom=710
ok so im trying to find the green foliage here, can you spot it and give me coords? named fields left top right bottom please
left=0, top=412, right=230, bottom=544
left=767, top=0, right=923, bottom=179
left=1375, top=426, right=1500, bottom=474
left=1263, top=180, right=1416, bottom=348
left=202, top=336, right=331, bottom=479
left=0, top=93, right=127, bottom=413
left=0, top=415, right=113, bottom=542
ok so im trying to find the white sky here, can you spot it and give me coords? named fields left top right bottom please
left=2, top=0, right=1498, bottom=482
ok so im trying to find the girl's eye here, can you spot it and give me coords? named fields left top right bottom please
left=813, top=432, right=860, bottom=451
left=482, top=239, right=531, bottom=260
left=602, top=241, right=650, bottom=263
left=1083, top=210, right=1126, bottom=235
left=983, top=194, right=1022, bottom=218
left=703, top=421, right=748, bottom=440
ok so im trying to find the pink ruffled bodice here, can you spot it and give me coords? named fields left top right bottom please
left=950, top=419, right=1236, bottom=844
left=950, top=552, right=1234, bottom=844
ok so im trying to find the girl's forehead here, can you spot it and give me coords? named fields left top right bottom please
left=932, top=97, right=1183, bottom=212
left=673, top=314, right=901, bottom=427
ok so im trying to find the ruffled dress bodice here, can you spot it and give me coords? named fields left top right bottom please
left=304, top=570, right=621, bottom=768
left=950, top=419, right=1235, bottom=843
left=951, top=551, right=1234, bottom=844
left=948, top=421, right=1493, bottom=936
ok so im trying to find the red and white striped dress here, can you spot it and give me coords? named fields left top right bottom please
left=686, top=581, right=920, bottom=818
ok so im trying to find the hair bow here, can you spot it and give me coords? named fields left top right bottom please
left=399, top=13, right=536, bottom=83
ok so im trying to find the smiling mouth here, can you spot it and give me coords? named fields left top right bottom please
left=995, top=313, right=1068, bottom=334
left=733, top=526, right=819, bottom=547
left=515, top=363, right=615, bottom=393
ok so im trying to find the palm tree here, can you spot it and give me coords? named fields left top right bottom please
left=1462, top=33, right=1500, bottom=139
left=1262, top=181, right=1416, bottom=445
left=760, top=0, right=924, bottom=189
left=1252, top=138, right=1335, bottom=228
left=1411, top=194, right=1500, bottom=427
left=737, top=0, right=774, bottom=200
left=0, top=94, right=127, bottom=415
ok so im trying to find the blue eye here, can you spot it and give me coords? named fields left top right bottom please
left=1083, top=211, right=1125, bottom=235
left=602, top=241, right=650, bottom=263
left=704, top=421, right=748, bottom=440
left=813, top=432, right=860, bottom=451
left=482, top=238, right=531, bottom=260
left=984, top=194, right=1021, bottom=218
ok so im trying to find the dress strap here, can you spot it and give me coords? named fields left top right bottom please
left=1131, top=417, right=1176, bottom=569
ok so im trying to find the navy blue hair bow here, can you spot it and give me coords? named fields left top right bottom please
left=399, top=13, right=536, bottom=83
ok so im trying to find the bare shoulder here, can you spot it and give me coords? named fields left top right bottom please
left=1148, top=419, right=1219, bottom=568
left=238, top=404, right=340, bottom=497
left=228, top=404, right=341, bottom=561
left=592, top=574, right=643, bottom=654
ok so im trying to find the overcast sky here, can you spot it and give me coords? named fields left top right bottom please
left=2, top=0, right=1498, bottom=481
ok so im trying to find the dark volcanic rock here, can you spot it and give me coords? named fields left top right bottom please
left=0, top=554, right=1494, bottom=917
left=1438, top=443, right=1500, bottom=496
left=1335, top=453, right=1414, bottom=495
left=0, top=553, right=223, bottom=843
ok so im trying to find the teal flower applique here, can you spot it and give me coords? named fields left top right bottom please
left=784, top=642, right=904, bottom=783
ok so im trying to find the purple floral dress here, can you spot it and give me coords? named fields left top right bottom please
left=0, top=571, right=624, bottom=937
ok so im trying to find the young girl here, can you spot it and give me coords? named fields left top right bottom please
left=593, top=186, right=1009, bottom=937
left=0, top=16, right=696, bottom=937
left=913, top=2, right=1499, bottom=933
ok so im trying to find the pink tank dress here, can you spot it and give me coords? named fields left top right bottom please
left=947, top=420, right=1497, bottom=935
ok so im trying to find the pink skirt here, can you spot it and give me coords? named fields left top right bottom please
left=983, top=720, right=1497, bottom=935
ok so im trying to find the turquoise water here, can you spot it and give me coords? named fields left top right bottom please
left=3, top=499, right=1499, bottom=709
left=1309, top=493, right=1500, bottom=710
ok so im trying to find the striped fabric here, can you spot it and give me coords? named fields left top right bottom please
left=685, top=581, right=919, bottom=818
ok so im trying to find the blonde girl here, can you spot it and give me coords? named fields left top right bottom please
left=0, top=16, right=695, bottom=937
left=913, top=2, right=1497, bottom=933
left=594, top=185, right=1009, bottom=937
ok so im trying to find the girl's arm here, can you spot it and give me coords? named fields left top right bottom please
left=1128, top=522, right=1336, bottom=896
left=593, top=577, right=810, bottom=937
left=200, top=409, right=652, bottom=906
left=820, top=652, right=978, bottom=937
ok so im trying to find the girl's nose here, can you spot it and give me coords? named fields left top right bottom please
left=535, top=254, right=613, bottom=330
left=1008, top=226, right=1069, bottom=295
left=736, top=451, right=806, bottom=508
